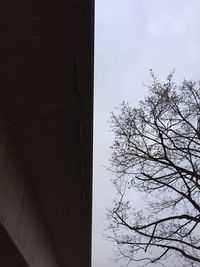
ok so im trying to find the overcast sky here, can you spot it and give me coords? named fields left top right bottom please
left=92, top=1, right=200, bottom=267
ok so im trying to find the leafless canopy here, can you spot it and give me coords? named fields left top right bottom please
left=108, top=72, right=200, bottom=266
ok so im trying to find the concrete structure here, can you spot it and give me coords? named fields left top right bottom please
left=0, top=1, right=94, bottom=267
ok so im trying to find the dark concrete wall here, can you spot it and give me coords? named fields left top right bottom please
left=0, top=115, right=59, bottom=267
left=0, top=1, right=93, bottom=266
left=0, top=223, right=29, bottom=267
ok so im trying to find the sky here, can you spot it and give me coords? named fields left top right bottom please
left=92, top=1, right=200, bottom=267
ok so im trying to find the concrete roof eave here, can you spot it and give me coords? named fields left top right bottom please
left=0, top=0, right=94, bottom=266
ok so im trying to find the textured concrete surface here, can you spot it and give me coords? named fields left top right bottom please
left=0, top=115, right=58, bottom=267
left=0, top=223, right=29, bottom=267
left=0, top=0, right=93, bottom=266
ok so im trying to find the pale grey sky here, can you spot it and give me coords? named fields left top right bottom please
left=92, top=1, right=200, bottom=266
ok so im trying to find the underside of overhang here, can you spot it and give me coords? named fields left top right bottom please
left=0, top=223, right=29, bottom=267
left=0, top=1, right=93, bottom=266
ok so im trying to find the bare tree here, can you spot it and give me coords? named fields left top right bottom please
left=107, top=72, right=200, bottom=266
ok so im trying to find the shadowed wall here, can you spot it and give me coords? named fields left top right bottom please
left=0, top=0, right=93, bottom=266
